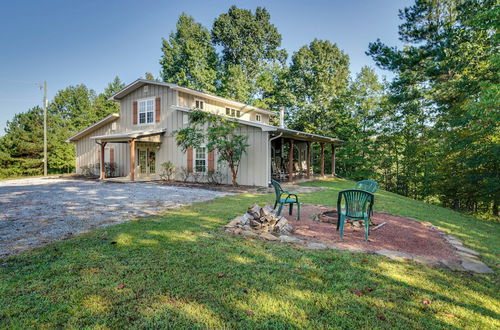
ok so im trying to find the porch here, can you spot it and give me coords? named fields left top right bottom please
left=91, top=129, right=166, bottom=181
left=270, top=127, right=343, bottom=183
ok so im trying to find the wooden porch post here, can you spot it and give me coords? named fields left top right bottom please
left=306, top=141, right=311, bottom=179
left=331, top=144, right=336, bottom=176
left=288, top=138, right=294, bottom=182
left=129, top=139, right=136, bottom=181
left=100, top=142, right=107, bottom=180
left=320, top=142, right=325, bottom=177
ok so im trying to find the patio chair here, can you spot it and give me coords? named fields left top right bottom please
left=354, top=180, right=378, bottom=193
left=271, top=179, right=300, bottom=220
left=337, top=189, right=374, bottom=241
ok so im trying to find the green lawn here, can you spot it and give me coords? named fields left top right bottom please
left=0, top=179, right=498, bottom=328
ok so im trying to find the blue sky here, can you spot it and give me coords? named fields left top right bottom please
left=0, top=0, right=411, bottom=135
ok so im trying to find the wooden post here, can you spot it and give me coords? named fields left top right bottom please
left=100, top=142, right=107, bottom=180
left=306, top=141, right=311, bottom=179
left=331, top=144, right=336, bottom=176
left=288, top=138, right=294, bottom=182
left=320, top=143, right=325, bottom=177
left=129, top=140, right=136, bottom=181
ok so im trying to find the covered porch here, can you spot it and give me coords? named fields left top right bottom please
left=91, top=129, right=165, bottom=181
left=270, top=128, right=342, bottom=183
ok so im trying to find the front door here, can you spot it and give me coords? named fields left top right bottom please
left=138, top=148, right=156, bottom=175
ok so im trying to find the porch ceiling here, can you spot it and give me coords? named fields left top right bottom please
left=90, top=129, right=166, bottom=143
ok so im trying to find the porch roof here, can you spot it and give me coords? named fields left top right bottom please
left=90, top=129, right=166, bottom=143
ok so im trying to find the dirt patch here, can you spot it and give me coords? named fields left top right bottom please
left=283, top=204, right=461, bottom=263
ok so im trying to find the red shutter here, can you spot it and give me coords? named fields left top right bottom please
left=187, top=147, right=193, bottom=173
left=110, top=148, right=114, bottom=163
left=155, top=97, right=161, bottom=123
left=133, top=101, right=138, bottom=125
left=208, top=151, right=215, bottom=172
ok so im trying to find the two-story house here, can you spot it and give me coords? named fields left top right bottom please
left=67, top=79, right=342, bottom=186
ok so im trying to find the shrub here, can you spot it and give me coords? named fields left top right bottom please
left=159, top=161, right=176, bottom=181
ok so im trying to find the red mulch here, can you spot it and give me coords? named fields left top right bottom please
left=282, top=203, right=460, bottom=262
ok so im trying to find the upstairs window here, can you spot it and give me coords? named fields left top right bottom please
left=194, top=146, right=207, bottom=173
left=195, top=99, right=204, bottom=110
left=255, top=114, right=262, bottom=122
left=138, top=99, right=154, bottom=124
left=226, top=107, right=241, bottom=118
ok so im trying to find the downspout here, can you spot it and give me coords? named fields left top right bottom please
left=268, top=132, right=283, bottom=186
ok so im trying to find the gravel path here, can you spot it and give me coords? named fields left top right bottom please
left=0, top=177, right=231, bottom=258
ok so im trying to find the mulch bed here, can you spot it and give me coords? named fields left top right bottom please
left=282, top=203, right=461, bottom=262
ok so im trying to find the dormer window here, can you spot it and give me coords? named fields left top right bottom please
left=195, top=99, right=204, bottom=110
left=256, top=114, right=262, bottom=122
left=225, top=107, right=241, bottom=118
left=138, top=98, right=155, bottom=124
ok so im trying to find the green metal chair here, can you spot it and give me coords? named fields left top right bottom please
left=337, top=189, right=374, bottom=241
left=354, top=180, right=378, bottom=193
left=271, top=179, right=300, bottom=220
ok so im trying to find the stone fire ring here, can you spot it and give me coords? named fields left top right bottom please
left=225, top=203, right=493, bottom=274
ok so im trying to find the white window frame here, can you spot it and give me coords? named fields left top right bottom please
left=193, top=145, right=208, bottom=173
left=137, top=98, right=155, bottom=125
left=255, top=114, right=262, bottom=122
left=194, top=98, right=204, bottom=110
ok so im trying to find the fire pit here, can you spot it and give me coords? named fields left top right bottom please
left=318, top=210, right=338, bottom=223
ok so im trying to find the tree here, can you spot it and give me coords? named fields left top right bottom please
left=212, top=6, right=287, bottom=103
left=287, top=39, right=351, bottom=136
left=175, top=109, right=249, bottom=185
left=160, top=13, right=218, bottom=93
left=0, top=107, right=44, bottom=177
left=367, top=0, right=499, bottom=215
left=93, top=76, right=125, bottom=119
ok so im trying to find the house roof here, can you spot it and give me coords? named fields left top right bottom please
left=110, top=79, right=275, bottom=116
left=173, top=105, right=343, bottom=145
left=65, top=113, right=120, bottom=142
left=90, top=129, right=166, bottom=142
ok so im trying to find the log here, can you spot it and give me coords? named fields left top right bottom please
left=372, top=222, right=387, bottom=231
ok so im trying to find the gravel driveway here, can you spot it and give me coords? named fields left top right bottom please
left=0, top=177, right=231, bottom=258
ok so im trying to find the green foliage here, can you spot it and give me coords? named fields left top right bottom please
left=159, top=161, right=176, bottom=181
left=160, top=13, right=218, bottom=93
left=175, top=109, right=249, bottom=185
left=287, top=39, right=351, bottom=136
left=366, top=0, right=499, bottom=215
left=1, top=77, right=124, bottom=177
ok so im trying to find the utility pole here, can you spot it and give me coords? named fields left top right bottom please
left=43, top=81, right=47, bottom=176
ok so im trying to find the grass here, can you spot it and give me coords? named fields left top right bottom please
left=0, top=179, right=498, bottom=328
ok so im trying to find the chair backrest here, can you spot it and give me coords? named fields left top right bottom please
left=337, top=190, right=374, bottom=220
left=354, top=180, right=378, bottom=193
left=271, top=179, right=284, bottom=200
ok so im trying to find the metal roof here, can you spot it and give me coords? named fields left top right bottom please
left=110, top=79, right=275, bottom=116
left=65, top=114, right=120, bottom=142
left=90, top=129, right=166, bottom=142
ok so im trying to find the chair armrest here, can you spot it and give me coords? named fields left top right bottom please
left=285, top=193, right=299, bottom=201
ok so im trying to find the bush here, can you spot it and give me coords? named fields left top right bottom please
left=179, top=166, right=191, bottom=182
left=207, top=169, right=225, bottom=185
left=159, top=161, right=176, bottom=181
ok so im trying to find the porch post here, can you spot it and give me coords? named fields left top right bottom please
left=129, top=139, right=136, bottom=181
left=306, top=141, right=311, bottom=179
left=320, top=142, right=325, bottom=177
left=331, top=144, right=336, bottom=176
left=100, top=142, right=107, bottom=180
left=288, top=138, right=294, bottom=182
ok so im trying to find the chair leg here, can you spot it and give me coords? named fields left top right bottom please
left=289, top=203, right=293, bottom=215
left=277, top=203, right=284, bottom=216
left=339, top=214, right=345, bottom=240
left=365, top=218, right=369, bottom=241
left=296, top=202, right=300, bottom=221
left=273, top=201, right=277, bottom=210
